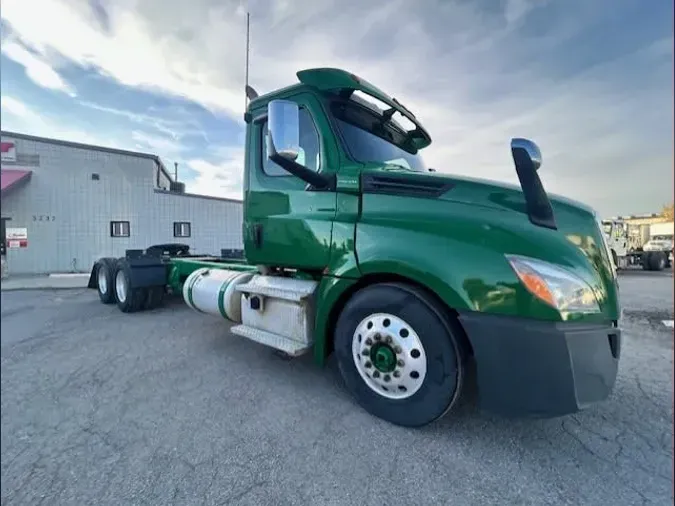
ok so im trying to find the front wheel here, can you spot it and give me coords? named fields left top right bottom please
left=334, top=282, right=465, bottom=427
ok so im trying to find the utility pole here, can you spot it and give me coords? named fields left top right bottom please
left=174, top=162, right=178, bottom=182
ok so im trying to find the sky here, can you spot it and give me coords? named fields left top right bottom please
left=0, top=0, right=672, bottom=216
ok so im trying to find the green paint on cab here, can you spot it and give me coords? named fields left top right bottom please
left=239, top=68, right=619, bottom=366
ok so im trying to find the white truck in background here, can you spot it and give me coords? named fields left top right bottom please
left=602, top=219, right=673, bottom=271
left=643, top=222, right=674, bottom=268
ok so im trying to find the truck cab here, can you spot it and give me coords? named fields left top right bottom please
left=90, top=67, right=622, bottom=428
left=239, top=68, right=621, bottom=425
left=601, top=219, right=629, bottom=268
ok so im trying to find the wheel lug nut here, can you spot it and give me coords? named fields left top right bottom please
left=385, top=335, right=392, bottom=344
left=393, top=371, right=400, bottom=378
left=373, top=371, right=380, bottom=378
left=394, top=346, right=402, bottom=354
left=363, top=348, right=370, bottom=356
left=397, top=359, right=404, bottom=367
left=374, top=334, right=381, bottom=341
left=365, top=338, right=373, bottom=345
left=365, top=361, right=372, bottom=368
left=384, top=375, right=391, bottom=382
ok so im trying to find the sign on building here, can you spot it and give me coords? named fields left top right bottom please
left=1, top=141, right=17, bottom=162
left=6, top=227, right=28, bottom=248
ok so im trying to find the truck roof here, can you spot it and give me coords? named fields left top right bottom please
left=249, top=68, right=431, bottom=150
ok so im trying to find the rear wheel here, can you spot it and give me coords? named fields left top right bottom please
left=649, top=251, right=666, bottom=271
left=96, top=260, right=115, bottom=304
left=642, top=252, right=653, bottom=271
left=114, top=259, right=146, bottom=313
left=143, top=286, right=165, bottom=310
left=334, top=282, right=464, bottom=427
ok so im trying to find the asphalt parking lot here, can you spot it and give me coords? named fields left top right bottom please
left=1, top=269, right=673, bottom=505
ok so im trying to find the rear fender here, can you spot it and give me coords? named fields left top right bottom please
left=125, top=256, right=168, bottom=289
left=88, top=257, right=117, bottom=289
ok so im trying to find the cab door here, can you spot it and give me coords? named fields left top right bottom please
left=243, top=92, right=338, bottom=270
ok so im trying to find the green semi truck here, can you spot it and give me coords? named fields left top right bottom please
left=88, top=68, right=622, bottom=427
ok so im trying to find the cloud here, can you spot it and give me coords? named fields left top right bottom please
left=0, top=0, right=245, bottom=116
left=1, top=40, right=75, bottom=96
left=80, top=102, right=179, bottom=139
left=131, top=130, right=185, bottom=158
left=0, top=0, right=672, bottom=215
left=2, top=95, right=124, bottom=150
left=186, top=148, right=244, bottom=201
left=0, top=95, right=32, bottom=118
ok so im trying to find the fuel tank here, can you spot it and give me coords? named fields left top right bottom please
left=183, top=268, right=254, bottom=323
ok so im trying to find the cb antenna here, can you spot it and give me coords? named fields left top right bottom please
left=244, top=11, right=251, bottom=112
left=244, top=11, right=258, bottom=110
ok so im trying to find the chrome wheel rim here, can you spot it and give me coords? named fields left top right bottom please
left=115, top=270, right=127, bottom=303
left=351, top=312, right=427, bottom=400
left=97, top=267, right=107, bottom=294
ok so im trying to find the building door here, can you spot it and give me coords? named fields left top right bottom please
left=0, top=217, right=8, bottom=256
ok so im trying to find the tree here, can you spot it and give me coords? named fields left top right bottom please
left=661, top=203, right=674, bottom=221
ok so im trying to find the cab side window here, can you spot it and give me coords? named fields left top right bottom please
left=261, top=107, right=321, bottom=176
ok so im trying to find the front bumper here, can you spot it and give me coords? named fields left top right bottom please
left=457, top=312, right=621, bottom=418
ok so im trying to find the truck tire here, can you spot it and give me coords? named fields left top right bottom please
left=96, top=259, right=116, bottom=304
left=143, top=286, right=165, bottom=310
left=642, top=252, right=653, bottom=271
left=334, top=282, right=464, bottom=428
left=113, top=259, right=147, bottom=313
left=649, top=251, right=666, bottom=271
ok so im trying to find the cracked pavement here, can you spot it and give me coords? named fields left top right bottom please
left=1, top=269, right=673, bottom=505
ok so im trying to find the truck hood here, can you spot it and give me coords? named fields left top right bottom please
left=372, top=165, right=594, bottom=216
left=359, top=166, right=619, bottom=321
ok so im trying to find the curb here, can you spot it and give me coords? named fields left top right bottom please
left=1, top=286, right=90, bottom=292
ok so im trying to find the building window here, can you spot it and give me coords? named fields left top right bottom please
left=110, top=221, right=130, bottom=237
left=173, top=222, right=191, bottom=238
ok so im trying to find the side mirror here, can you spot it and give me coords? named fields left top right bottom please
left=510, top=138, right=542, bottom=171
left=510, top=137, right=556, bottom=229
left=265, top=99, right=334, bottom=191
left=267, top=99, right=300, bottom=162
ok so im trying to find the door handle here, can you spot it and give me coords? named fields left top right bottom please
left=252, top=224, right=263, bottom=248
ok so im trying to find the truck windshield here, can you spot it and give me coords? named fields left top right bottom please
left=329, top=98, right=428, bottom=172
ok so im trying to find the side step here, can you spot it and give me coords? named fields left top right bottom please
left=235, top=277, right=317, bottom=302
left=230, top=324, right=311, bottom=357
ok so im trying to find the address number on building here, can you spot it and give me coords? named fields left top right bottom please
left=33, top=215, right=55, bottom=222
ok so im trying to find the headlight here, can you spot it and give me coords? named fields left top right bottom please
left=506, top=255, right=601, bottom=316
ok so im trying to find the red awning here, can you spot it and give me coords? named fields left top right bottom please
left=1, top=169, right=32, bottom=196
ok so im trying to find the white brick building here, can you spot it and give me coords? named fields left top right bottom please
left=1, top=130, right=243, bottom=276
